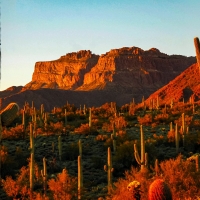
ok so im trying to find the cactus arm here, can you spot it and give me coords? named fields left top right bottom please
left=134, top=144, right=142, bottom=165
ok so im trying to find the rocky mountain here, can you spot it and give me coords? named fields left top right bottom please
left=0, top=47, right=196, bottom=110
left=145, top=63, right=200, bottom=105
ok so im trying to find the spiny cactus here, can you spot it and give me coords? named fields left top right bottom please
left=134, top=125, right=148, bottom=171
left=78, top=155, right=83, bottom=200
left=58, top=136, right=62, bottom=161
left=104, top=147, right=114, bottom=194
left=0, top=102, right=19, bottom=126
left=175, top=123, right=179, bottom=154
left=194, top=37, right=200, bottom=69
left=148, top=179, right=172, bottom=200
left=41, top=157, right=47, bottom=195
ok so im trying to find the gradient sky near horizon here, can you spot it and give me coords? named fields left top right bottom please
left=1, top=0, right=200, bottom=91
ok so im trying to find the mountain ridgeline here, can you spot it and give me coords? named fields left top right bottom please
left=0, top=46, right=197, bottom=110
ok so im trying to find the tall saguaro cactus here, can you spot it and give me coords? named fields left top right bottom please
left=175, top=123, right=179, bottom=154
left=78, top=155, right=83, bottom=200
left=194, top=37, right=200, bottom=69
left=30, top=123, right=35, bottom=194
left=104, top=147, right=114, bottom=193
left=134, top=125, right=148, bottom=171
left=182, top=113, right=185, bottom=148
left=89, top=107, right=92, bottom=129
left=58, top=136, right=62, bottom=161
left=41, top=157, right=47, bottom=196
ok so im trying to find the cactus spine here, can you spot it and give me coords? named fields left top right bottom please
left=134, top=125, right=148, bottom=171
left=58, top=136, right=62, bottom=161
left=194, top=37, right=200, bottom=69
left=78, top=155, right=83, bottom=200
left=104, top=147, right=114, bottom=193
left=41, top=157, right=47, bottom=196
left=148, top=179, right=172, bottom=200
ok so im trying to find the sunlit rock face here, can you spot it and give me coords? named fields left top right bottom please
left=145, top=63, right=200, bottom=105
left=2, top=47, right=196, bottom=110
left=24, top=47, right=195, bottom=96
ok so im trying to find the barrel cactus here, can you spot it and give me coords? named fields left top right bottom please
left=0, top=103, right=19, bottom=126
left=148, top=179, right=172, bottom=200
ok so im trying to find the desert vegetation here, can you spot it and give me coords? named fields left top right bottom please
left=0, top=97, right=200, bottom=200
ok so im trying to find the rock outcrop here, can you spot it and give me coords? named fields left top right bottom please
left=24, top=47, right=195, bottom=97
left=23, top=50, right=99, bottom=90
left=145, top=63, right=200, bottom=105
left=1, top=47, right=196, bottom=110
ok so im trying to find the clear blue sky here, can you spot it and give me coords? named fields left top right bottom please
left=1, top=0, right=200, bottom=91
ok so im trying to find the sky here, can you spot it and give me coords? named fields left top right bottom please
left=1, top=0, right=200, bottom=91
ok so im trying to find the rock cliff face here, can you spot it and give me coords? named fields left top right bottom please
left=24, top=47, right=195, bottom=98
left=1, top=47, right=197, bottom=110
left=145, top=63, right=200, bottom=105
left=23, top=50, right=99, bottom=90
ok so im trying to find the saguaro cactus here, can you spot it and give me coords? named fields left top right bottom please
left=182, top=113, right=185, bottom=148
left=175, top=123, right=179, bottom=153
left=64, top=109, right=67, bottom=127
left=148, top=179, right=172, bottom=200
left=89, top=107, right=92, bottom=129
left=30, top=123, right=35, bottom=194
left=58, top=136, right=62, bottom=161
left=79, top=139, right=82, bottom=157
left=78, top=155, right=83, bottom=200
left=104, top=147, right=114, bottom=193
left=134, top=125, right=148, bottom=171
left=41, top=157, right=47, bottom=195
left=194, top=37, right=200, bottom=69
left=111, top=122, right=117, bottom=153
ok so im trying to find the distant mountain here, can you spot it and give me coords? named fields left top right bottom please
left=0, top=47, right=196, bottom=110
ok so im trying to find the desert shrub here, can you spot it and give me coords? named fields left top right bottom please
left=154, top=113, right=169, bottom=124
left=108, top=155, right=200, bottom=199
left=1, top=146, right=16, bottom=178
left=108, top=167, right=152, bottom=200
left=74, top=123, right=98, bottom=135
left=48, top=169, right=77, bottom=200
left=96, top=134, right=109, bottom=142
left=2, top=125, right=24, bottom=139
left=102, top=116, right=127, bottom=132
left=113, top=141, right=135, bottom=171
left=137, top=114, right=152, bottom=125
left=2, top=161, right=42, bottom=199
left=50, top=121, right=64, bottom=133
left=160, top=155, right=200, bottom=199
